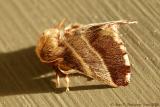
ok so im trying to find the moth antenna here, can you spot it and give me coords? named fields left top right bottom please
left=83, top=20, right=137, bottom=30
left=100, top=20, right=137, bottom=30
left=57, top=19, right=67, bottom=41
left=52, top=18, right=66, bottom=30
left=114, top=20, right=138, bottom=25
left=127, top=21, right=138, bottom=24
left=57, top=18, right=66, bottom=29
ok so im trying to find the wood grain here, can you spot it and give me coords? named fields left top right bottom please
left=0, top=0, right=160, bottom=107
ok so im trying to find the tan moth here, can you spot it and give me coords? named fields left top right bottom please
left=35, top=20, right=137, bottom=91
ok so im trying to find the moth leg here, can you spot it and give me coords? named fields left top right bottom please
left=56, top=71, right=60, bottom=88
left=65, top=74, right=70, bottom=91
left=58, top=64, right=79, bottom=75
left=58, top=64, right=79, bottom=91
left=59, top=68, right=77, bottom=91
left=59, top=69, right=79, bottom=75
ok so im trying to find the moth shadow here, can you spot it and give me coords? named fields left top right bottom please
left=0, top=47, right=112, bottom=96
left=52, top=84, right=113, bottom=94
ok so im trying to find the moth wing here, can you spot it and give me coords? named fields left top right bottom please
left=82, top=21, right=132, bottom=86
left=62, top=21, right=135, bottom=86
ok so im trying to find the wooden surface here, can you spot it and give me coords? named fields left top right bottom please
left=0, top=0, right=160, bottom=107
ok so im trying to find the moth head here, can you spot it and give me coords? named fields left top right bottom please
left=35, top=28, right=65, bottom=63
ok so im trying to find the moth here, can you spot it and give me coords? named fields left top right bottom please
left=35, top=20, right=137, bottom=91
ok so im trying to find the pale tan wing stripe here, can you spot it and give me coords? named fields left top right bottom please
left=80, top=34, right=116, bottom=85
left=63, top=41, right=93, bottom=77
left=64, top=32, right=117, bottom=86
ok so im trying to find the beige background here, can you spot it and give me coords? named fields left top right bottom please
left=0, top=0, right=160, bottom=107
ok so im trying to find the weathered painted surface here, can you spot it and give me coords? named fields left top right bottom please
left=0, top=0, right=160, bottom=107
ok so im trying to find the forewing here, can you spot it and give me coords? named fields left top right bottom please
left=62, top=21, right=132, bottom=87
left=84, top=22, right=131, bottom=86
